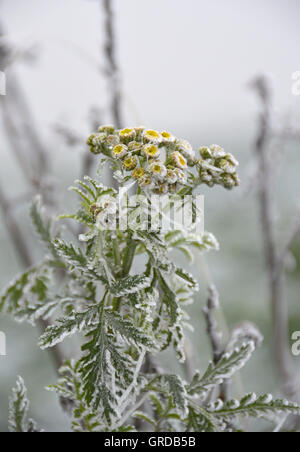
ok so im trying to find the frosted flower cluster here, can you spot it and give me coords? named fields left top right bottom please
left=198, top=145, right=240, bottom=190
left=87, top=126, right=239, bottom=194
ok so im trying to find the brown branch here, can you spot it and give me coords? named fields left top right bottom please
left=102, top=0, right=123, bottom=129
left=277, top=209, right=300, bottom=277
left=203, top=285, right=223, bottom=365
left=251, top=75, right=299, bottom=400
left=0, top=20, right=63, bottom=371
left=202, top=285, right=228, bottom=401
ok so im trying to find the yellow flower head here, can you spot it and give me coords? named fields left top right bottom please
left=142, top=144, right=160, bottom=159
left=161, top=131, right=175, bottom=143
left=123, top=155, right=138, bottom=171
left=143, top=129, right=162, bottom=144
left=172, top=151, right=187, bottom=169
left=166, top=169, right=177, bottom=184
left=132, top=167, right=145, bottom=180
left=174, top=168, right=186, bottom=184
left=119, top=128, right=136, bottom=143
left=176, top=139, right=195, bottom=162
left=112, top=144, right=128, bottom=159
left=149, top=160, right=167, bottom=178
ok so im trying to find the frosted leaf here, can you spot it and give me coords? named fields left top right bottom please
left=9, top=376, right=41, bottom=432
left=189, top=342, right=255, bottom=397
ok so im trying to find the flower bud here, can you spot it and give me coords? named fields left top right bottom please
left=119, top=128, right=136, bottom=143
left=98, top=125, right=115, bottom=135
left=123, top=155, right=138, bottom=171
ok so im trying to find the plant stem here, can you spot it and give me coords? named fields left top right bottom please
left=251, top=75, right=298, bottom=400
left=102, top=0, right=123, bottom=129
left=121, top=235, right=137, bottom=277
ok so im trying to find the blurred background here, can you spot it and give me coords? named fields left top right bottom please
left=1, top=0, right=300, bottom=432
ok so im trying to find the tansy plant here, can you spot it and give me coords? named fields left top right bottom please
left=2, top=125, right=300, bottom=432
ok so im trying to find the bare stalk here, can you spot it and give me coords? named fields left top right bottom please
left=203, top=285, right=228, bottom=401
left=251, top=75, right=298, bottom=400
left=0, top=21, right=64, bottom=371
left=102, top=0, right=123, bottom=129
left=203, top=285, right=223, bottom=365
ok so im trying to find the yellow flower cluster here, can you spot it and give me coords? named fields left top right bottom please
left=87, top=126, right=239, bottom=194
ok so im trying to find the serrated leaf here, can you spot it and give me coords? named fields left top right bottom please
left=53, top=239, right=107, bottom=284
left=39, top=306, right=98, bottom=349
left=188, top=342, right=255, bottom=397
left=0, top=265, right=54, bottom=325
left=9, top=376, right=41, bottom=432
left=30, top=196, right=59, bottom=258
left=104, top=311, right=154, bottom=349
left=209, top=393, right=300, bottom=421
left=109, top=274, right=151, bottom=296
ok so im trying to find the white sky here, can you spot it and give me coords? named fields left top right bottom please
left=2, top=0, right=300, bottom=146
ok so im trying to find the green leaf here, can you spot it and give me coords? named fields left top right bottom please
left=148, top=374, right=188, bottom=416
left=0, top=265, right=54, bottom=325
left=156, top=270, right=180, bottom=326
left=39, top=306, right=98, bottom=349
left=30, top=196, right=59, bottom=258
left=104, top=311, right=154, bottom=349
left=133, top=411, right=156, bottom=427
left=109, top=274, right=151, bottom=297
left=209, top=393, right=300, bottom=421
left=9, top=376, right=41, bottom=432
left=53, top=239, right=107, bottom=284
left=175, top=267, right=199, bottom=290
left=188, top=342, right=255, bottom=397
left=186, top=406, right=224, bottom=433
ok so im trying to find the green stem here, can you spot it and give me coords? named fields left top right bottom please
left=121, top=234, right=137, bottom=277
left=113, top=236, right=121, bottom=269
